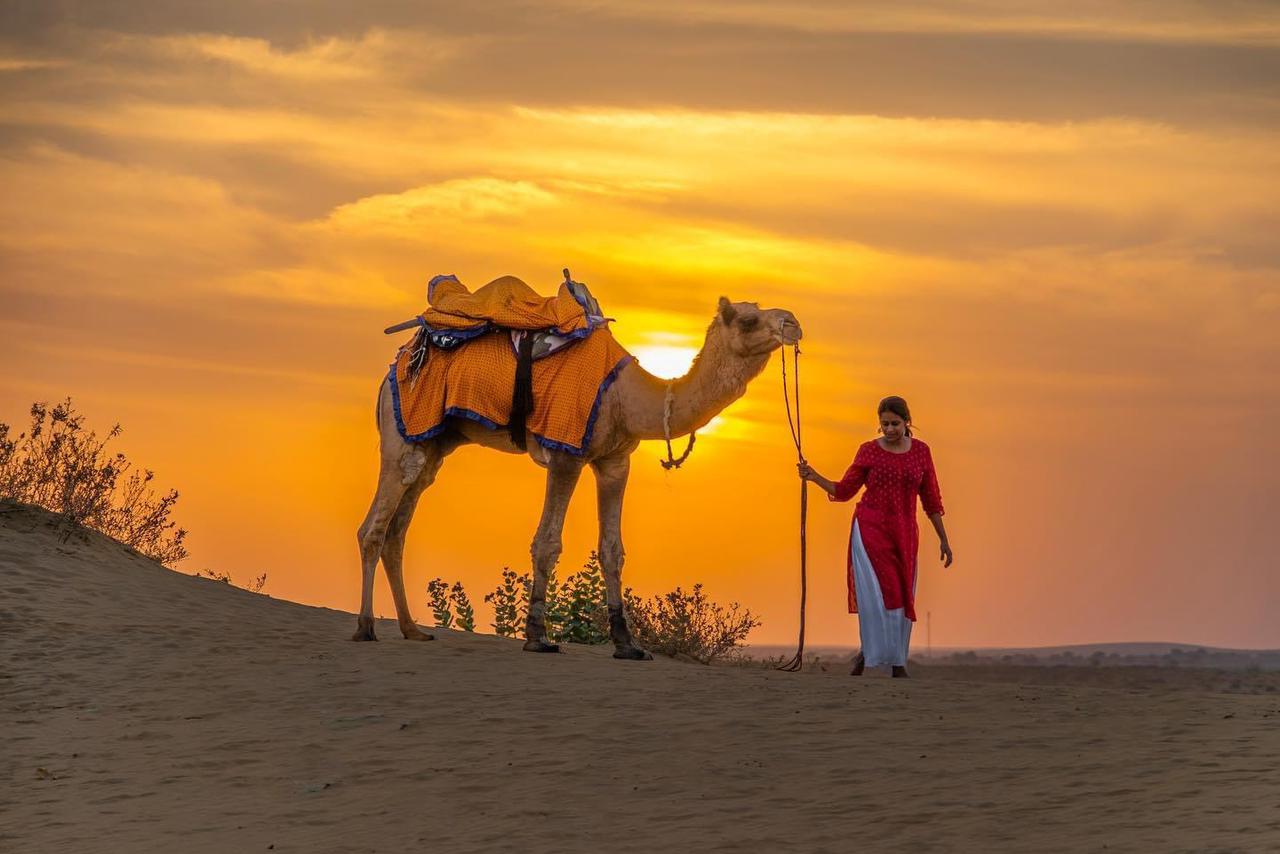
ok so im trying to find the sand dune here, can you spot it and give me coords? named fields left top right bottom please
left=3, top=500, right=1278, bottom=853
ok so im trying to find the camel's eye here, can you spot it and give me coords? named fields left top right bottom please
left=737, top=315, right=759, bottom=332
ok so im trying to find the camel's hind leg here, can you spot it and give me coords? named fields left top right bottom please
left=353, top=442, right=435, bottom=641
left=524, top=452, right=585, bottom=652
left=353, top=464, right=407, bottom=641
left=380, top=445, right=447, bottom=639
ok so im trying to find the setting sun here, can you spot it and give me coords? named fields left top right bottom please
left=628, top=341, right=699, bottom=380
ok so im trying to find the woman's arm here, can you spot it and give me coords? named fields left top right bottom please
left=798, top=456, right=868, bottom=501
left=920, top=448, right=952, bottom=566
left=928, top=513, right=953, bottom=567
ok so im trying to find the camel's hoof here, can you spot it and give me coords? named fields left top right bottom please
left=402, top=629, right=435, bottom=642
left=613, top=646, right=653, bottom=661
left=522, top=639, right=562, bottom=654
left=351, top=627, right=378, bottom=642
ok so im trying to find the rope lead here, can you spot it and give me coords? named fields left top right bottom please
left=777, top=343, right=807, bottom=673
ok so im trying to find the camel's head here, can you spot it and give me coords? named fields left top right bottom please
left=716, top=297, right=803, bottom=357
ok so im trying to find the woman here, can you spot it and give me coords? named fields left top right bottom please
left=798, top=396, right=952, bottom=678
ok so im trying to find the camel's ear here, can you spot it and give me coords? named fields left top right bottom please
left=718, top=296, right=737, bottom=325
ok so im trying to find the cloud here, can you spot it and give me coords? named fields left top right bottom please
left=558, top=0, right=1280, bottom=46
left=153, top=30, right=421, bottom=81
left=328, top=178, right=560, bottom=233
left=3, top=4, right=1280, bottom=127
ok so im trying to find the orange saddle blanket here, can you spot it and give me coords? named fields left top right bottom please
left=387, top=274, right=633, bottom=455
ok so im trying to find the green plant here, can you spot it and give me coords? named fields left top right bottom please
left=542, top=569, right=562, bottom=634
left=624, top=584, right=760, bottom=664
left=549, top=552, right=609, bottom=645
left=484, top=567, right=526, bottom=637
left=450, top=581, right=476, bottom=632
left=0, top=399, right=188, bottom=565
left=479, top=557, right=754, bottom=655
left=427, top=578, right=454, bottom=629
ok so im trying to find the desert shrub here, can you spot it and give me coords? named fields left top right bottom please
left=424, top=578, right=476, bottom=631
left=541, top=570, right=560, bottom=632
left=623, top=584, right=760, bottom=664
left=484, top=567, right=526, bottom=638
left=198, top=569, right=267, bottom=593
left=0, top=399, right=188, bottom=565
left=548, top=552, right=609, bottom=645
left=483, top=554, right=610, bottom=644
left=450, top=581, right=476, bottom=632
left=427, top=578, right=454, bottom=629
left=476, top=558, right=758, bottom=656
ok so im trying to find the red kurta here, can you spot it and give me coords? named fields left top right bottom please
left=829, top=438, right=945, bottom=622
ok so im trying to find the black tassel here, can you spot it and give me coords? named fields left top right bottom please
left=509, top=333, right=535, bottom=451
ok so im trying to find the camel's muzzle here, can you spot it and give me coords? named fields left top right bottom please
left=779, top=314, right=803, bottom=346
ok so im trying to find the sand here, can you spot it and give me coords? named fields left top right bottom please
left=3, top=501, right=1279, bottom=853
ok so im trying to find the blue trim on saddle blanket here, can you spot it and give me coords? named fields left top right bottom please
left=386, top=352, right=635, bottom=456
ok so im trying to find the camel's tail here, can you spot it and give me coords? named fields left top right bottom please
left=375, top=377, right=388, bottom=429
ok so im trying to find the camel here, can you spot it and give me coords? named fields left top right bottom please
left=353, top=293, right=802, bottom=659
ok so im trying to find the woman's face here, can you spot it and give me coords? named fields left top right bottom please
left=879, top=411, right=908, bottom=442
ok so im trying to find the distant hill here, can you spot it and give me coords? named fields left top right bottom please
left=747, top=642, right=1280, bottom=671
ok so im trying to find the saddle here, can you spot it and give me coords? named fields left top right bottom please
left=385, top=271, right=631, bottom=454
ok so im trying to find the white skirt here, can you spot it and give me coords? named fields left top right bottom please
left=850, top=519, right=913, bottom=667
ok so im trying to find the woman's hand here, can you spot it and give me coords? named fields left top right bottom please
left=798, top=461, right=838, bottom=496
left=939, top=540, right=954, bottom=568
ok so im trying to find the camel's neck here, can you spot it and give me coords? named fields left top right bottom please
left=619, top=322, right=772, bottom=441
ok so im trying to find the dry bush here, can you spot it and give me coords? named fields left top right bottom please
left=624, top=584, right=760, bottom=664
left=198, top=569, right=268, bottom=593
left=0, top=399, right=188, bottom=566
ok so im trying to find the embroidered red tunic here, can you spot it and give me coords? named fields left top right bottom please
left=829, top=438, right=944, bottom=622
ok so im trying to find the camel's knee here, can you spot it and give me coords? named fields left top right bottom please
left=599, top=537, right=625, bottom=570
left=398, top=447, right=429, bottom=486
left=357, top=524, right=386, bottom=565
left=530, top=535, right=563, bottom=569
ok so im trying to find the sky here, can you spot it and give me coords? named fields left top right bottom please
left=2, top=0, right=1277, bottom=649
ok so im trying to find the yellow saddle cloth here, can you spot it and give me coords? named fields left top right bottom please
left=421, top=273, right=596, bottom=335
left=388, top=275, right=633, bottom=455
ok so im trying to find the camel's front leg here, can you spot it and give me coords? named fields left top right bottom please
left=524, top=453, right=584, bottom=652
left=593, top=454, right=651, bottom=660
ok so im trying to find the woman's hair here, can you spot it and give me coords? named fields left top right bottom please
left=877, top=396, right=914, bottom=437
